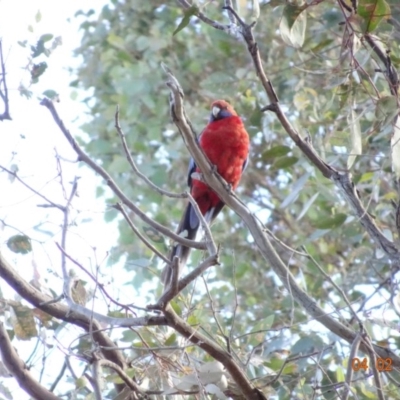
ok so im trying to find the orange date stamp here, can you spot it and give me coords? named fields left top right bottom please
left=351, top=357, right=392, bottom=372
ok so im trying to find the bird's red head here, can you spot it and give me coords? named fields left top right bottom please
left=209, top=100, right=238, bottom=122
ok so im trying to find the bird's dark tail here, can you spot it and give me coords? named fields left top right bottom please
left=161, top=202, right=199, bottom=286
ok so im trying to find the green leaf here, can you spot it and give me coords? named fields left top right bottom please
left=312, top=213, right=347, bottom=229
left=251, top=0, right=260, bottom=21
left=263, top=314, right=275, bottom=329
left=358, top=171, right=374, bottom=183
left=392, top=122, right=400, bottom=178
left=11, top=303, right=38, bottom=340
left=173, top=5, right=199, bottom=36
left=291, top=337, right=315, bottom=355
left=336, top=365, right=346, bottom=383
left=280, top=4, right=307, bottom=48
left=170, top=300, right=182, bottom=316
left=109, top=155, right=129, bottom=174
left=40, top=33, right=54, bottom=42
left=7, top=235, right=32, bottom=254
left=43, top=89, right=59, bottom=100
left=30, top=62, right=48, bottom=81
left=107, top=33, right=126, bottom=50
left=347, top=108, right=362, bottom=169
left=31, top=40, right=45, bottom=58
left=143, top=226, right=165, bottom=243
left=281, top=172, right=311, bottom=209
left=120, top=330, right=136, bottom=342
left=297, top=192, right=319, bottom=221
left=291, top=335, right=323, bottom=355
left=7, top=164, right=18, bottom=183
left=261, top=145, right=291, bottom=160
left=164, top=333, right=177, bottom=346
left=358, top=0, right=391, bottom=32
left=104, top=208, right=118, bottom=223
left=375, top=95, right=398, bottom=125
left=272, top=156, right=298, bottom=170
left=35, top=9, right=42, bottom=23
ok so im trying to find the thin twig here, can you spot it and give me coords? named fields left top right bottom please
left=113, top=202, right=170, bottom=264
left=152, top=253, right=219, bottom=308
left=98, top=359, right=146, bottom=394
left=60, top=178, right=79, bottom=301
left=187, top=192, right=217, bottom=255
left=0, top=40, right=11, bottom=121
left=163, top=303, right=264, bottom=400
left=40, top=98, right=207, bottom=252
left=202, top=275, right=231, bottom=352
left=177, top=0, right=228, bottom=31
left=0, top=165, right=65, bottom=211
left=114, top=107, right=185, bottom=199
left=303, top=246, right=363, bottom=327
left=49, top=358, right=67, bottom=392
left=90, top=352, right=103, bottom=400
left=0, top=252, right=168, bottom=329
left=342, top=333, right=362, bottom=400
left=361, top=335, right=385, bottom=400
left=0, top=322, right=59, bottom=400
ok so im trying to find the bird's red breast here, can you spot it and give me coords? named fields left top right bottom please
left=191, top=100, right=250, bottom=216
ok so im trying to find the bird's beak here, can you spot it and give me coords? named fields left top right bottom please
left=212, top=106, right=221, bottom=118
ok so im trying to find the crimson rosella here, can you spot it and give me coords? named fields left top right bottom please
left=162, top=100, right=250, bottom=286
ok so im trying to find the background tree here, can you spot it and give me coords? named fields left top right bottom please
left=1, top=1, right=400, bottom=399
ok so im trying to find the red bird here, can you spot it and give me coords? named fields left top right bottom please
left=162, top=100, right=250, bottom=286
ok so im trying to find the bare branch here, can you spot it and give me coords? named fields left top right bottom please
left=304, top=246, right=363, bottom=327
left=163, top=303, right=267, bottom=400
left=0, top=252, right=167, bottom=329
left=98, top=359, right=146, bottom=394
left=361, top=335, right=385, bottom=400
left=113, top=202, right=171, bottom=264
left=187, top=192, right=217, bottom=255
left=40, top=98, right=207, bottom=251
left=153, top=253, right=219, bottom=307
left=0, top=164, right=65, bottom=211
left=177, top=0, right=229, bottom=32
left=115, top=107, right=185, bottom=199
left=0, top=40, right=11, bottom=121
left=0, top=322, right=59, bottom=400
left=342, top=333, right=362, bottom=400
left=49, top=359, right=67, bottom=392
left=364, top=33, right=399, bottom=96
left=60, top=177, right=79, bottom=300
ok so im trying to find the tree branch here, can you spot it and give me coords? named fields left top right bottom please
left=0, top=252, right=167, bottom=366
left=113, top=202, right=171, bottom=264
left=40, top=98, right=207, bottom=252
left=0, top=322, right=60, bottom=400
left=164, top=67, right=400, bottom=368
left=114, top=107, right=185, bottom=199
left=152, top=253, right=219, bottom=307
left=163, top=303, right=267, bottom=400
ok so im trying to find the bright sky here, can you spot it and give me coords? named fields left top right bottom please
left=0, top=2, right=146, bottom=398
left=0, top=1, right=119, bottom=293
